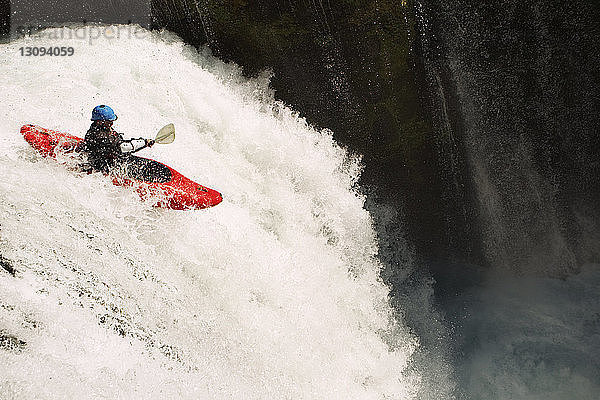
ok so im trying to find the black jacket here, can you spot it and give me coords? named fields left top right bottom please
left=81, top=123, right=149, bottom=172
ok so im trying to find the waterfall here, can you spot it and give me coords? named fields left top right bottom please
left=0, top=26, right=420, bottom=399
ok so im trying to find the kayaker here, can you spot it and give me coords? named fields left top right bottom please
left=80, top=105, right=155, bottom=173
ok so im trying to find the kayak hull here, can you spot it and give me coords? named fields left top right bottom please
left=21, top=124, right=223, bottom=210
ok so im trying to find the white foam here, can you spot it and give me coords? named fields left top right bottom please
left=0, top=26, right=419, bottom=399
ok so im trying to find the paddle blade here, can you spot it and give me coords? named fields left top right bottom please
left=155, top=123, right=175, bottom=144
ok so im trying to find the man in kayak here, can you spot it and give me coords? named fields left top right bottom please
left=80, top=105, right=155, bottom=173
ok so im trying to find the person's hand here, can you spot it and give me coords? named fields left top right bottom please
left=146, top=139, right=155, bottom=147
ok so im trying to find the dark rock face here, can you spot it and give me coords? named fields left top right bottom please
left=417, top=0, right=600, bottom=275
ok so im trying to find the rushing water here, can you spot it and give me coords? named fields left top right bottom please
left=0, top=27, right=418, bottom=399
left=1, top=25, right=598, bottom=400
left=430, top=261, right=600, bottom=400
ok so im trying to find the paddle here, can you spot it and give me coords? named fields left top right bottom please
left=154, top=123, right=175, bottom=144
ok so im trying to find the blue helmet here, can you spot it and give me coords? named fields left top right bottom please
left=91, top=105, right=117, bottom=121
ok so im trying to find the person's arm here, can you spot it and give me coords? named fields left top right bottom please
left=119, top=138, right=155, bottom=154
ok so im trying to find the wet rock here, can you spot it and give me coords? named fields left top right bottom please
left=0, top=332, right=27, bottom=353
left=0, top=255, right=16, bottom=276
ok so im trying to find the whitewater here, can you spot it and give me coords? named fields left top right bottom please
left=0, top=27, right=419, bottom=399
left=3, top=24, right=600, bottom=400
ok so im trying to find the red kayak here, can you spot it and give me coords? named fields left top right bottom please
left=21, top=124, right=222, bottom=210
